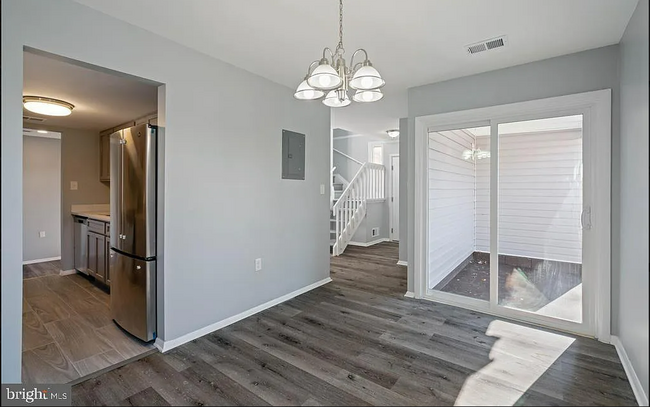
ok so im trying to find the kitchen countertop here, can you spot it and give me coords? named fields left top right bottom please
left=72, top=211, right=110, bottom=222
left=71, top=203, right=110, bottom=222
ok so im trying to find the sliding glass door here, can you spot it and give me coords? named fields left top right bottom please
left=496, top=115, right=584, bottom=324
left=428, top=124, right=491, bottom=306
left=420, top=90, right=611, bottom=338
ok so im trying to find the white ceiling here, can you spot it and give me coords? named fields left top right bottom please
left=23, top=51, right=158, bottom=131
left=75, top=0, right=637, bottom=136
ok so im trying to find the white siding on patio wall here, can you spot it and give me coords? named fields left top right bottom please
left=476, top=129, right=583, bottom=263
left=428, top=130, right=476, bottom=288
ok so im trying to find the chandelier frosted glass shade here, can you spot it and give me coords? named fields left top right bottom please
left=23, top=96, right=74, bottom=116
left=323, top=90, right=351, bottom=108
left=307, top=64, right=343, bottom=90
left=349, top=65, right=385, bottom=90
left=352, top=89, right=383, bottom=103
left=294, top=79, right=325, bottom=100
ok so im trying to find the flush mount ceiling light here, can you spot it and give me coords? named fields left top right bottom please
left=23, top=96, right=74, bottom=117
left=386, top=129, right=399, bottom=138
left=294, top=0, right=385, bottom=107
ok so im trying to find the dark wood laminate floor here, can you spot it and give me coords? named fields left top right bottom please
left=71, top=243, right=637, bottom=406
left=22, top=265, right=154, bottom=384
left=23, top=260, right=63, bottom=279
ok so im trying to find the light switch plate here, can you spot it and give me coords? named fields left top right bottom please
left=320, top=184, right=325, bottom=195
left=70, top=181, right=78, bottom=190
left=255, top=258, right=262, bottom=272
left=39, top=231, right=46, bottom=238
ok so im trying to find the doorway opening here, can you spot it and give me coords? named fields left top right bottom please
left=21, top=48, right=164, bottom=384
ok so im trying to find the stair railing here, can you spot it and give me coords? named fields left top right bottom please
left=332, top=162, right=385, bottom=256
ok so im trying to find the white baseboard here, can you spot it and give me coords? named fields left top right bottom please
left=404, top=291, right=415, bottom=298
left=397, top=260, right=408, bottom=266
left=59, top=269, right=76, bottom=276
left=348, top=238, right=390, bottom=247
left=611, top=335, right=649, bottom=406
left=23, top=256, right=61, bottom=265
left=155, top=277, right=333, bottom=353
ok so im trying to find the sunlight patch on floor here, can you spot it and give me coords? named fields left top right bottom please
left=454, top=320, right=575, bottom=406
left=535, top=284, right=582, bottom=322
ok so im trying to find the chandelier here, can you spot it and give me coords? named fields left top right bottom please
left=294, top=0, right=385, bottom=107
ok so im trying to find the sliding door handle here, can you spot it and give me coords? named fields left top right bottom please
left=581, top=206, right=592, bottom=230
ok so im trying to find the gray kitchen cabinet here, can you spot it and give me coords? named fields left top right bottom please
left=96, top=233, right=106, bottom=283
left=87, top=228, right=107, bottom=284
left=105, top=239, right=111, bottom=285
left=99, top=133, right=110, bottom=182
left=87, top=231, right=99, bottom=278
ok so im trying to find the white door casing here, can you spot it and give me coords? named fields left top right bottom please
left=389, top=155, right=400, bottom=241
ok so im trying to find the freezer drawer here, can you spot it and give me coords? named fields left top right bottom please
left=109, top=249, right=156, bottom=341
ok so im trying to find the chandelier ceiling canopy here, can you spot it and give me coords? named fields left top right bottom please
left=294, top=0, right=385, bottom=108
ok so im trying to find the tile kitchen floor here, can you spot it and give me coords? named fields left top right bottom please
left=22, top=263, right=154, bottom=384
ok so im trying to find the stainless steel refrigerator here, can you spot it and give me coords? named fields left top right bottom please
left=110, top=123, right=157, bottom=342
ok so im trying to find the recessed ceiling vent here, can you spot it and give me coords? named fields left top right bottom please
left=466, top=35, right=507, bottom=55
left=23, top=115, right=46, bottom=122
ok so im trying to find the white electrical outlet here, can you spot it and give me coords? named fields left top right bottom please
left=70, top=181, right=78, bottom=190
left=39, top=231, right=46, bottom=238
left=320, top=184, right=325, bottom=195
left=372, top=227, right=379, bottom=237
left=255, top=258, right=262, bottom=271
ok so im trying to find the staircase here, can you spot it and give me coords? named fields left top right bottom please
left=330, top=179, right=344, bottom=247
left=330, top=162, right=385, bottom=256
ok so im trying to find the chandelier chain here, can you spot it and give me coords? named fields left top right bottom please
left=337, top=0, right=344, bottom=52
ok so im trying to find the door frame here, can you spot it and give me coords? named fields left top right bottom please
left=388, top=154, right=400, bottom=241
left=413, top=89, right=611, bottom=341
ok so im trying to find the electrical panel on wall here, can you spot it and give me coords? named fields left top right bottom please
left=282, top=129, right=305, bottom=180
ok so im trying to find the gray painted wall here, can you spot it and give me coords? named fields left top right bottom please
left=618, top=0, right=649, bottom=396
left=23, top=136, right=61, bottom=262
left=333, top=136, right=367, bottom=181
left=2, top=0, right=330, bottom=382
left=351, top=201, right=389, bottom=243
left=398, top=118, right=408, bottom=266
left=406, top=45, right=621, bottom=314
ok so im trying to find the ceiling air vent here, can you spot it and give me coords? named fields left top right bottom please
left=466, top=35, right=507, bottom=55
left=23, top=115, right=46, bottom=122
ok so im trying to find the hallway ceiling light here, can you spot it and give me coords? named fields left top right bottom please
left=23, top=96, right=74, bottom=116
left=386, top=129, right=399, bottom=138
left=294, top=0, right=384, bottom=108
